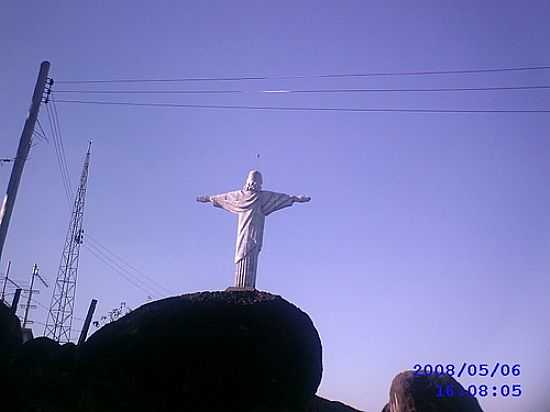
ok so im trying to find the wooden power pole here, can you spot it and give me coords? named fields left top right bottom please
left=0, top=61, right=51, bottom=265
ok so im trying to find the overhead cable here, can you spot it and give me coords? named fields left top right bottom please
left=54, top=99, right=550, bottom=114
left=54, top=64, right=550, bottom=83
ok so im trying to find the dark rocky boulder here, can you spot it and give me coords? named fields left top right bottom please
left=3, top=290, right=362, bottom=412
left=78, top=290, right=323, bottom=412
left=8, top=337, right=78, bottom=412
left=0, top=301, right=22, bottom=410
left=387, top=370, right=484, bottom=412
left=307, top=395, right=365, bottom=411
left=0, top=300, right=22, bottom=355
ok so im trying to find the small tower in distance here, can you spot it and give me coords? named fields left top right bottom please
left=44, top=142, right=91, bottom=343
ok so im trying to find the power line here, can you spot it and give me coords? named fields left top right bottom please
left=51, top=97, right=72, bottom=194
left=45, top=104, right=72, bottom=202
left=84, top=244, right=160, bottom=295
left=32, top=128, right=48, bottom=143
left=83, top=243, right=161, bottom=298
left=85, top=234, right=173, bottom=295
left=33, top=299, right=50, bottom=312
left=53, top=85, right=550, bottom=94
left=31, top=298, right=85, bottom=322
left=36, top=118, right=48, bottom=142
left=2, top=123, right=45, bottom=165
left=54, top=99, right=550, bottom=113
left=86, top=235, right=167, bottom=294
left=54, top=64, right=550, bottom=83
left=50, top=97, right=73, bottom=197
left=46, top=105, right=70, bottom=194
left=33, top=131, right=47, bottom=144
left=49, top=108, right=72, bottom=202
left=33, top=319, right=82, bottom=333
left=56, top=89, right=241, bottom=94
left=42, top=100, right=171, bottom=299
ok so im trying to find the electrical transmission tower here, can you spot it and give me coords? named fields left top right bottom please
left=44, top=142, right=91, bottom=343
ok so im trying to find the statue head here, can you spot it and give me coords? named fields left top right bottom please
left=244, top=170, right=263, bottom=192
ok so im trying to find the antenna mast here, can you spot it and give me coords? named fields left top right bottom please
left=44, top=142, right=92, bottom=343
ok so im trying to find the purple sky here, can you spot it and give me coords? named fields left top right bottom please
left=1, top=1, right=550, bottom=411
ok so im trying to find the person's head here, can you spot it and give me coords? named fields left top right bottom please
left=244, top=170, right=263, bottom=192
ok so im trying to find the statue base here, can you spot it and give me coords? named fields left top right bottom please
left=225, top=286, right=256, bottom=292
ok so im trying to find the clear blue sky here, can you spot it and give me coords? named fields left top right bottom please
left=1, top=1, right=549, bottom=411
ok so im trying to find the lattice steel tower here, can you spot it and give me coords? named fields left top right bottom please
left=44, top=142, right=91, bottom=342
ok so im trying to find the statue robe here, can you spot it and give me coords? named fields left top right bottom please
left=209, top=190, right=294, bottom=287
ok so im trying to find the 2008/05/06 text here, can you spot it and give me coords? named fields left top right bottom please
left=413, top=363, right=521, bottom=378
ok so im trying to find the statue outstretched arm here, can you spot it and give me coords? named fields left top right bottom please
left=290, top=195, right=311, bottom=203
left=196, top=195, right=211, bottom=203
left=261, top=192, right=311, bottom=215
left=198, top=191, right=247, bottom=213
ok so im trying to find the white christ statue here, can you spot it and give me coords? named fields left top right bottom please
left=197, top=170, right=310, bottom=289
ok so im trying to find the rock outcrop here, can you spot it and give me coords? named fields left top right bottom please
left=78, top=290, right=323, bottom=412
left=307, top=395, right=365, bottom=412
left=9, top=337, right=78, bottom=412
left=386, top=370, right=484, bottom=412
left=0, top=300, right=22, bottom=355
left=2, top=290, right=368, bottom=412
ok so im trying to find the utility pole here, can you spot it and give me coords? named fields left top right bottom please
left=10, top=288, right=22, bottom=315
left=0, top=61, right=51, bottom=266
left=1, top=260, right=22, bottom=306
left=22, top=263, right=48, bottom=328
left=45, top=142, right=92, bottom=343
left=77, top=298, right=97, bottom=345
left=1, top=260, right=12, bottom=302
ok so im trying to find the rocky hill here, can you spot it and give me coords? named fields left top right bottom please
left=78, top=290, right=322, bottom=412
left=2, top=291, right=362, bottom=412
left=1, top=292, right=485, bottom=412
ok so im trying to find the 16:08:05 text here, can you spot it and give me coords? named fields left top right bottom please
left=437, top=384, right=522, bottom=398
